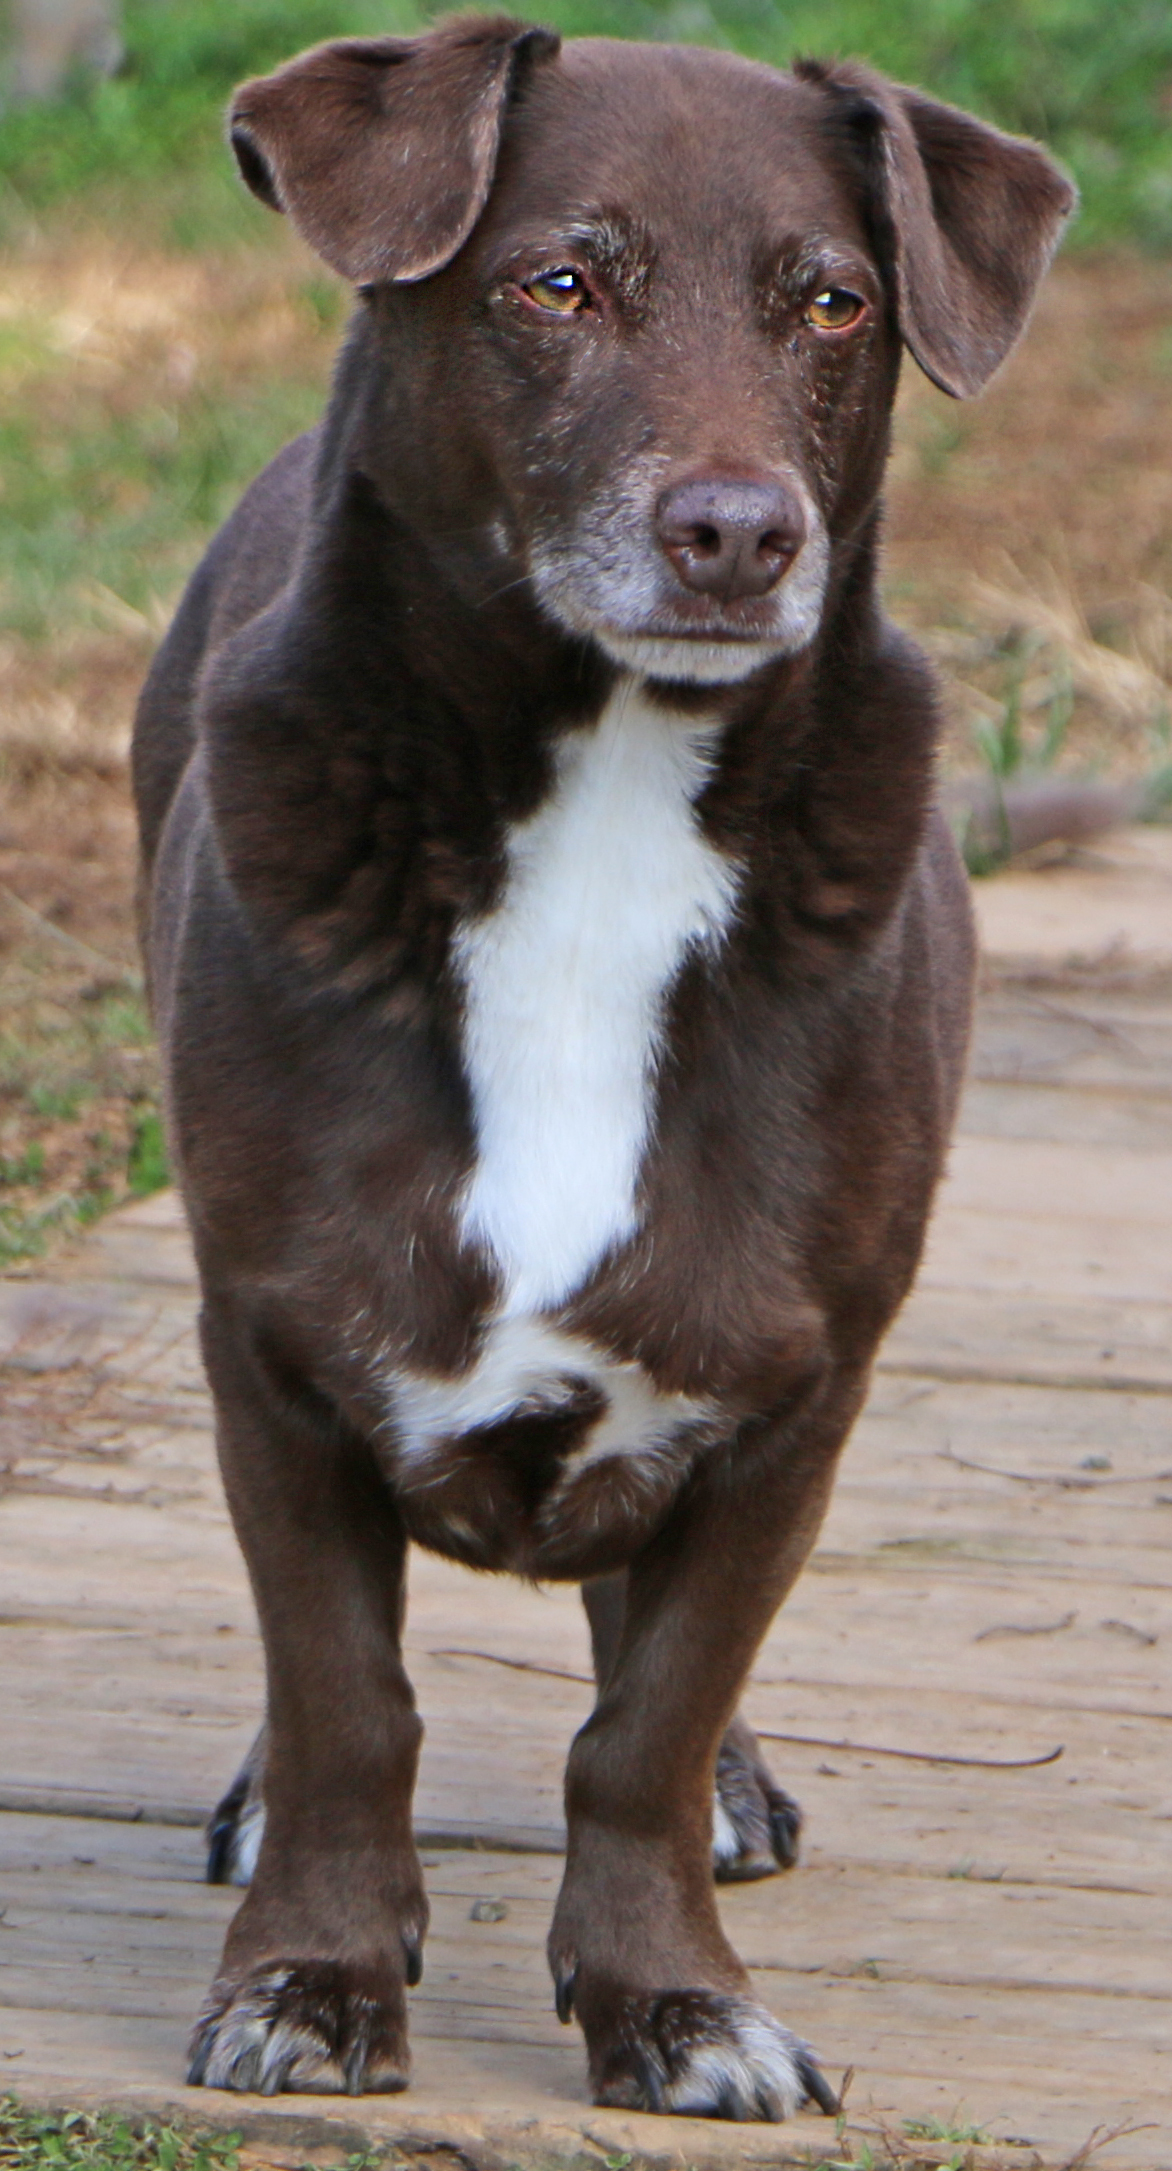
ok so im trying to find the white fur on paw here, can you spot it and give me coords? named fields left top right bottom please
left=188, top=1961, right=407, bottom=2096
left=593, top=1987, right=830, bottom=2119
left=664, top=1999, right=808, bottom=2118
left=225, top=1797, right=264, bottom=1886
left=711, top=1741, right=802, bottom=1879
left=206, top=1757, right=265, bottom=1887
left=711, top=1792, right=743, bottom=1872
left=190, top=1967, right=335, bottom=2093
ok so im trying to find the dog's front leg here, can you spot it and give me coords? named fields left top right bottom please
left=582, top=1576, right=802, bottom=1882
left=188, top=1297, right=426, bottom=2095
left=553, top=1385, right=864, bottom=2121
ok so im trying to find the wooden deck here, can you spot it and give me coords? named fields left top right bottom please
left=2, top=832, right=1171, bottom=2171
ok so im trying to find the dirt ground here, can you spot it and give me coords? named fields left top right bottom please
left=2, top=243, right=1171, bottom=1252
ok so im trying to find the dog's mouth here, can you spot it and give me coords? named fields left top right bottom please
left=611, top=616, right=788, bottom=643
left=593, top=587, right=823, bottom=683
left=601, top=566, right=819, bottom=646
left=594, top=626, right=793, bottom=687
left=528, top=516, right=831, bottom=686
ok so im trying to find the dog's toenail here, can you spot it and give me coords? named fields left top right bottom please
left=798, top=2052, right=840, bottom=2115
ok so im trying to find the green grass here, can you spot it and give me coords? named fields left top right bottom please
left=971, top=630, right=1075, bottom=784
left=0, top=982, right=167, bottom=1266
left=0, top=2101, right=540, bottom=2171
left=0, top=2100, right=239, bottom=2171
left=903, top=2116, right=991, bottom=2146
left=1, top=0, right=1170, bottom=252
left=0, top=1138, right=45, bottom=1185
left=0, top=1173, right=123, bottom=1265
left=0, top=2100, right=988, bottom=2171
left=0, top=359, right=330, bottom=645
left=0, top=982, right=151, bottom=1110
left=0, top=0, right=418, bottom=248
left=127, top=1106, right=168, bottom=1195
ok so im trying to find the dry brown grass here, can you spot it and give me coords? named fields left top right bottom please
left=967, top=566, right=1171, bottom=728
left=884, top=252, right=1172, bottom=775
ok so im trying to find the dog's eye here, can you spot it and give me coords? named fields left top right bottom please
left=805, top=289, right=866, bottom=331
left=522, top=268, right=591, bottom=316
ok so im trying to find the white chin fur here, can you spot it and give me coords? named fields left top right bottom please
left=595, top=632, right=792, bottom=685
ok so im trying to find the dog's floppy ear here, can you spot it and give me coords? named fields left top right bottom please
left=229, top=15, right=560, bottom=285
left=799, top=60, right=1076, bottom=396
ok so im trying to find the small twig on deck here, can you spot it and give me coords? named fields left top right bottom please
left=754, top=1732, right=1064, bottom=1771
left=430, top=1649, right=1065, bottom=1770
left=0, top=881, right=141, bottom=988
left=1059, top=2120, right=1158, bottom=2171
left=430, top=1645, right=592, bottom=1685
left=975, top=1612, right=1076, bottom=1641
left=942, top=1446, right=1172, bottom=1491
left=1100, top=1618, right=1158, bottom=1647
left=1026, top=992, right=1144, bottom=1057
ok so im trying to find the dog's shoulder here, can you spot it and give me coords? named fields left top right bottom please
left=132, top=429, right=321, bottom=877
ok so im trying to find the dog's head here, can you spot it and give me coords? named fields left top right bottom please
left=230, top=15, right=1074, bottom=686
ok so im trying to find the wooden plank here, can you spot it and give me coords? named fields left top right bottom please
left=1, top=1818, right=1167, bottom=2167
left=880, top=1288, right=1172, bottom=1391
left=4, top=949, right=1172, bottom=2165
left=942, top=1136, right=1172, bottom=1224
left=970, top=827, right=1172, bottom=980
left=968, top=990, right=1172, bottom=1099
left=921, top=1220, right=1172, bottom=1306
left=962, top=1078, right=1172, bottom=1152
left=3, top=1357, right=1170, bottom=1847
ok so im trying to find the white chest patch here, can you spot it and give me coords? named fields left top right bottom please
left=454, top=683, right=740, bottom=1314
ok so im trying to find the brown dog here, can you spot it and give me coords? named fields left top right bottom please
left=132, top=14, right=1073, bottom=2117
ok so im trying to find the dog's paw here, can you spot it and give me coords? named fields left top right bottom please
left=712, top=1725, right=802, bottom=1882
left=586, top=1988, right=837, bottom=2120
left=188, top=1960, right=409, bottom=2095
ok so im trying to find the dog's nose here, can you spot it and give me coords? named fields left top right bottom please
left=655, top=476, right=806, bottom=601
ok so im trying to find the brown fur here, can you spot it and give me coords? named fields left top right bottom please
left=134, top=16, right=1072, bottom=2116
